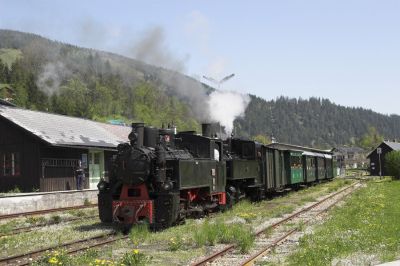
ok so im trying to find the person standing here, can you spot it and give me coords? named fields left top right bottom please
left=75, top=160, right=85, bottom=190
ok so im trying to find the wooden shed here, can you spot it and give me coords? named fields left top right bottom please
left=0, top=103, right=130, bottom=192
left=367, top=141, right=400, bottom=176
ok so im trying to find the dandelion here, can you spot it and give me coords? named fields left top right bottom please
left=49, top=257, right=58, bottom=264
left=133, top=249, right=139, bottom=254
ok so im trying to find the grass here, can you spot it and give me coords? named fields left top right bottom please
left=193, top=218, right=255, bottom=253
left=0, top=218, right=111, bottom=257
left=129, top=223, right=151, bottom=246
left=286, top=178, right=400, bottom=266
left=1, top=178, right=354, bottom=265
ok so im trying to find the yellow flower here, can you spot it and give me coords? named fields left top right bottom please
left=133, top=249, right=139, bottom=254
left=49, top=257, right=59, bottom=264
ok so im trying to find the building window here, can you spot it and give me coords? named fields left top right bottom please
left=2, top=152, right=20, bottom=176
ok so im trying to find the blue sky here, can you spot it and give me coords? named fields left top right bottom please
left=0, top=0, right=399, bottom=115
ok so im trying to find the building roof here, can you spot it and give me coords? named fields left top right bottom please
left=384, top=141, right=400, bottom=151
left=333, top=146, right=366, bottom=154
left=267, top=142, right=333, bottom=155
left=366, top=141, right=400, bottom=158
left=0, top=105, right=131, bottom=148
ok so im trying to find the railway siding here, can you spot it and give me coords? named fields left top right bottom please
left=192, top=180, right=361, bottom=266
left=284, top=178, right=400, bottom=266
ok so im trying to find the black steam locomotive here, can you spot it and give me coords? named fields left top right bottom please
left=97, top=123, right=334, bottom=230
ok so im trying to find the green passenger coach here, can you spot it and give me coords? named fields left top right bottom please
left=284, top=151, right=304, bottom=185
left=302, top=151, right=317, bottom=182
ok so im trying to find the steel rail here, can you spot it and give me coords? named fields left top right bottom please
left=0, top=232, right=117, bottom=265
left=0, top=215, right=98, bottom=238
left=0, top=204, right=98, bottom=221
left=191, top=181, right=360, bottom=266
left=240, top=183, right=359, bottom=266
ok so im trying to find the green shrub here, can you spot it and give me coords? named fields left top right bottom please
left=193, top=219, right=255, bottom=253
left=385, top=151, right=400, bottom=179
left=83, top=198, right=91, bottom=206
left=120, top=249, right=152, bottom=266
left=37, top=249, right=71, bottom=265
left=168, top=236, right=185, bottom=251
left=8, top=186, right=21, bottom=193
left=25, top=216, right=46, bottom=225
left=129, top=223, right=150, bottom=246
left=50, top=215, right=62, bottom=224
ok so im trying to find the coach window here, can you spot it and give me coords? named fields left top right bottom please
left=2, top=152, right=21, bottom=177
left=291, top=156, right=301, bottom=168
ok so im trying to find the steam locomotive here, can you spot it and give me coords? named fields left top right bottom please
left=97, top=123, right=334, bottom=230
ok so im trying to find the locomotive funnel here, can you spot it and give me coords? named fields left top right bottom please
left=202, top=123, right=212, bottom=138
left=130, top=122, right=144, bottom=147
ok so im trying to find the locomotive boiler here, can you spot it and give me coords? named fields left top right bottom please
left=97, top=123, right=227, bottom=230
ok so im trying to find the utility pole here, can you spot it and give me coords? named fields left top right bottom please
left=377, top=147, right=382, bottom=179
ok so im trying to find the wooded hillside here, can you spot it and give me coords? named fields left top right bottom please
left=1, top=29, right=399, bottom=148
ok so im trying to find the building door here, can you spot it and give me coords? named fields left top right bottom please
left=89, top=150, right=104, bottom=189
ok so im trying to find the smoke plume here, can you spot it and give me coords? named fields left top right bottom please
left=131, top=27, right=187, bottom=72
left=36, top=62, right=71, bottom=95
left=208, top=91, right=250, bottom=134
left=33, top=19, right=251, bottom=135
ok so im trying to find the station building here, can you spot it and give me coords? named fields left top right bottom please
left=367, top=141, right=400, bottom=176
left=0, top=102, right=130, bottom=192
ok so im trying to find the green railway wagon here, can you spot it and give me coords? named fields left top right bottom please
left=325, top=155, right=334, bottom=179
left=284, top=151, right=304, bottom=185
left=263, top=146, right=277, bottom=191
left=273, top=149, right=287, bottom=189
left=333, top=158, right=338, bottom=177
left=316, top=156, right=326, bottom=180
left=302, top=152, right=317, bottom=183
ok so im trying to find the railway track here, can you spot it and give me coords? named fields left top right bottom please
left=0, top=204, right=98, bottom=221
left=0, top=215, right=98, bottom=238
left=192, top=181, right=361, bottom=266
left=0, top=231, right=128, bottom=266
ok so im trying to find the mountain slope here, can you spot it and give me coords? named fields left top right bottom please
left=0, top=29, right=399, bottom=147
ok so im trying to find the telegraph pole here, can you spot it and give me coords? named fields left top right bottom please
left=377, top=147, right=382, bottom=179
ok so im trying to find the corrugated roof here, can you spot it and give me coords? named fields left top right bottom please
left=0, top=105, right=131, bottom=148
left=366, top=141, right=400, bottom=158
left=267, top=142, right=333, bottom=154
left=384, top=141, right=400, bottom=151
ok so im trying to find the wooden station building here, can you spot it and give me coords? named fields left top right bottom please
left=367, top=141, right=400, bottom=176
left=0, top=102, right=130, bottom=192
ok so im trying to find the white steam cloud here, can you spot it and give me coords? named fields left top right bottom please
left=208, top=91, right=250, bottom=134
left=36, top=62, right=71, bottom=95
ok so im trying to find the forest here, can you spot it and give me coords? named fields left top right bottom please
left=0, top=29, right=398, bottom=149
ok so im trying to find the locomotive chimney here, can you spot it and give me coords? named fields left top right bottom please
left=130, top=122, right=144, bottom=147
left=202, top=123, right=212, bottom=138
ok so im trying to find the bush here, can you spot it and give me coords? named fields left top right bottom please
left=37, top=249, right=70, bottom=265
left=385, top=151, right=400, bottom=179
left=168, top=237, right=185, bottom=251
left=120, top=249, right=152, bottom=266
left=193, top=219, right=255, bottom=253
left=129, top=223, right=150, bottom=246
left=50, top=215, right=62, bottom=224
